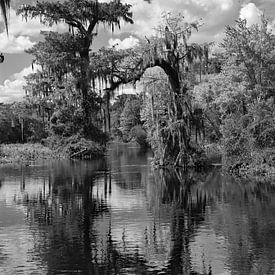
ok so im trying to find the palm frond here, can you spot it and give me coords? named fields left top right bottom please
left=0, top=0, right=10, bottom=34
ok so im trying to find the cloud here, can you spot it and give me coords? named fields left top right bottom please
left=0, top=65, right=37, bottom=103
left=0, top=33, right=35, bottom=54
left=239, top=3, right=263, bottom=26
left=109, top=35, right=139, bottom=49
left=108, top=0, right=238, bottom=44
left=0, top=8, right=67, bottom=53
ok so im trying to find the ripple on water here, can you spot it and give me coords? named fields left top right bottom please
left=0, top=145, right=275, bottom=274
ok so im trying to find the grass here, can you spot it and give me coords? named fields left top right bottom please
left=0, top=138, right=106, bottom=165
left=0, top=143, right=62, bottom=164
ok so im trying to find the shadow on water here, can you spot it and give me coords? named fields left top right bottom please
left=150, top=168, right=275, bottom=274
left=0, top=143, right=275, bottom=274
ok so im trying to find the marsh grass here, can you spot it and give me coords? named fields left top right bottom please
left=0, top=143, right=60, bottom=164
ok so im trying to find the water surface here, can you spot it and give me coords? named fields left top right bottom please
left=0, top=143, right=275, bottom=274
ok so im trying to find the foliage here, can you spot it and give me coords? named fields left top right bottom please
left=110, top=94, right=129, bottom=138
left=221, top=113, right=254, bottom=166
left=6, top=3, right=275, bottom=178
left=249, top=99, right=275, bottom=148
left=192, top=70, right=248, bottom=142
left=130, top=13, right=210, bottom=167
left=43, top=133, right=105, bottom=158
left=0, top=104, right=21, bottom=143
left=0, top=102, right=47, bottom=144
left=119, top=94, right=142, bottom=141
left=18, top=0, right=133, bottom=137
left=222, top=17, right=275, bottom=96
left=110, top=93, right=143, bottom=143
left=0, top=143, right=57, bottom=163
left=218, top=17, right=275, bottom=177
left=130, top=125, right=148, bottom=148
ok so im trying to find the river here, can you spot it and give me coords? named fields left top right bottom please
left=0, top=143, right=275, bottom=274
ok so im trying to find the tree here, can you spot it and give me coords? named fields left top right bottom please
left=0, top=103, right=20, bottom=143
left=119, top=94, right=142, bottom=141
left=218, top=17, right=275, bottom=175
left=135, top=14, right=207, bottom=166
left=90, top=46, right=142, bottom=133
left=92, top=13, right=208, bottom=166
left=18, top=0, right=133, bottom=135
left=222, top=17, right=275, bottom=100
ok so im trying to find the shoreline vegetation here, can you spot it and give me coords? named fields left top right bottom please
left=1, top=141, right=275, bottom=183
left=0, top=143, right=59, bottom=164
left=0, top=140, right=106, bottom=165
left=0, top=2, right=274, bottom=183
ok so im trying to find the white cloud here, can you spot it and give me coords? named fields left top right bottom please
left=109, top=35, right=139, bottom=49
left=0, top=8, right=67, bottom=53
left=239, top=3, right=263, bottom=26
left=0, top=65, right=37, bottom=103
left=0, top=33, right=35, bottom=53
left=191, top=0, right=233, bottom=12
left=112, top=0, right=237, bottom=40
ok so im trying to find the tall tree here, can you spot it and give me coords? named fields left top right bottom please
left=18, top=0, right=133, bottom=136
left=222, top=18, right=275, bottom=99
left=92, top=13, right=207, bottom=166
left=108, top=13, right=206, bottom=166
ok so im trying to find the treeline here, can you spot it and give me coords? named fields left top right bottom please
left=110, top=15, right=275, bottom=180
left=0, top=102, right=47, bottom=143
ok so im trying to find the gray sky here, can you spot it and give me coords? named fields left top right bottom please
left=0, top=0, right=274, bottom=102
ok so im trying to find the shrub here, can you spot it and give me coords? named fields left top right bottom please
left=43, top=134, right=105, bottom=159
left=221, top=113, right=254, bottom=169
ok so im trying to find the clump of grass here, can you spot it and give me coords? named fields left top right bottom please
left=0, top=143, right=59, bottom=163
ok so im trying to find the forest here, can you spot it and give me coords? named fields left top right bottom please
left=1, top=0, right=275, bottom=181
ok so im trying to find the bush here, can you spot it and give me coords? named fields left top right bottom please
left=43, top=134, right=105, bottom=159
left=221, top=113, right=254, bottom=169
left=62, top=135, right=105, bottom=158
left=221, top=101, right=275, bottom=182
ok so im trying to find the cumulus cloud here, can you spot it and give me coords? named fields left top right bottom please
left=191, top=0, right=233, bottom=12
left=114, top=0, right=237, bottom=38
left=239, top=3, right=263, bottom=26
left=109, top=35, right=139, bottom=49
left=0, top=8, right=67, bottom=53
left=0, top=33, right=35, bottom=54
left=0, top=65, right=37, bottom=103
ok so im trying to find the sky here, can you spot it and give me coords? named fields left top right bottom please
left=0, top=0, right=275, bottom=103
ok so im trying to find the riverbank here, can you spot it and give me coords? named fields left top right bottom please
left=0, top=143, right=62, bottom=164
left=0, top=141, right=105, bottom=165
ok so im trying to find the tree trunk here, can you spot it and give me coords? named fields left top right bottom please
left=106, top=89, right=111, bottom=133
left=80, top=45, right=92, bottom=137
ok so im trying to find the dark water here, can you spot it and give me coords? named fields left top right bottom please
left=0, top=143, right=275, bottom=274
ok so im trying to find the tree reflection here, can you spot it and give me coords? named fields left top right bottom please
left=150, top=169, right=211, bottom=275
left=151, top=168, right=275, bottom=275
left=5, top=145, right=275, bottom=275
left=12, top=159, right=152, bottom=274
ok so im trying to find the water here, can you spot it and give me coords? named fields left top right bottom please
left=0, top=143, right=275, bottom=274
